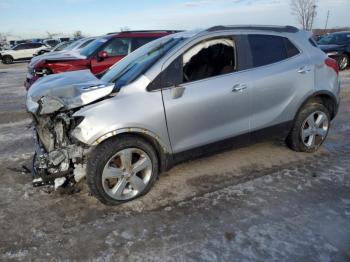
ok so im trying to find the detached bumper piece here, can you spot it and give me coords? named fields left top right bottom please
left=32, top=150, right=73, bottom=187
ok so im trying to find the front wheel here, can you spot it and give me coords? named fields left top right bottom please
left=87, top=135, right=159, bottom=205
left=286, top=102, right=330, bottom=153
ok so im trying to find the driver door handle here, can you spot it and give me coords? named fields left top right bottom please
left=232, top=83, right=247, bottom=92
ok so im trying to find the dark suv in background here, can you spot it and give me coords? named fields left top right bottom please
left=25, top=30, right=180, bottom=89
left=318, top=31, right=350, bottom=70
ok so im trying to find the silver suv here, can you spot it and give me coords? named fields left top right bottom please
left=26, top=25, right=340, bottom=205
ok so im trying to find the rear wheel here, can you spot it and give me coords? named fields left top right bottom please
left=287, top=102, right=330, bottom=153
left=87, top=135, right=159, bottom=205
left=338, top=54, right=348, bottom=71
left=2, top=55, right=13, bottom=64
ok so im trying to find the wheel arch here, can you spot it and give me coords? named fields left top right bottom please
left=2, top=54, right=14, bottom=62
left=295, top=91, right=338, bottom=121
left=92, top=128, right=173, bottom=172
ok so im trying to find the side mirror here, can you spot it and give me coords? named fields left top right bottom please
left=98, top=51, right=109, bottom=60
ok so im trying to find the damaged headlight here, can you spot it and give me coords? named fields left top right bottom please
left=38, top=96, right=65, bottom=115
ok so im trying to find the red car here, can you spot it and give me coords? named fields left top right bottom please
left=25, top=31, right=178, bottom=89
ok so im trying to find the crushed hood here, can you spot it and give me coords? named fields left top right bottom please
left=26, top=70, right=114, bottom=115
left=29, top=50, right=87, bottom=68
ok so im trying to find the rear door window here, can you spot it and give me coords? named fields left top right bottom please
left=248, top=34, right=299, bottom=68
left=30, top=43, right=43, bottom=49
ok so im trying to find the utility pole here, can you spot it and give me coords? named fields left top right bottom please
left=324, top=10, right=330, bottom=33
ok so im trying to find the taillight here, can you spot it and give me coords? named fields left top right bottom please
left=325, top=58, right=339, bottom=75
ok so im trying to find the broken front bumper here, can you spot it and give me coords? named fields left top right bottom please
left=30, top=113, right=90, bottom=187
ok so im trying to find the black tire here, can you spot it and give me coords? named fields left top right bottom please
left=2, top=55, right=13, bottom=64
left=337, top=54, right=348, bottom=71
left=87, top=135, right=159, bottom=205
left=286, top=102, right=330, bottom=153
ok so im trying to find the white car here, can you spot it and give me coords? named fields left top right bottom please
left=0, top=43, right=48, bottom=64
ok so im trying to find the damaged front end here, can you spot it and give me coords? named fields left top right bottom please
left=26, top=70, right=114, bottom=188
left=31, top=111, right=88, bottom=187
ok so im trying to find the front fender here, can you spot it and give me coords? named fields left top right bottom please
left=70, top=75, right=172, bottom=154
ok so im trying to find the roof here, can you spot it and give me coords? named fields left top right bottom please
left=207, top=25, right=299, bottom=33
left=330, top=31, right=350, bottom=35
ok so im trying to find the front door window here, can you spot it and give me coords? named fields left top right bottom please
left=183, top=38, right=237, bottom=83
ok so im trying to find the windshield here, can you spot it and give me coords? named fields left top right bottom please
left=79, top=37, right=109, bottom=57
left=101, top=36, right=185, bottom=89
left=318, top=33, right=350, bottom=45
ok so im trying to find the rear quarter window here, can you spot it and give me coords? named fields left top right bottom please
left=309, top=38, right=318, bottom=48
left=248, top=34, right=300, bottom=68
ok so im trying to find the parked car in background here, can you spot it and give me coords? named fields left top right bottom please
left=34, top=40, right=75, bottom=56
left=318, top=31, right=350, bottom=70
left=53, top=41, right=74, bottom=51
left=26, top=26, right=340, bottom=205
left=1, top=42, right=48, bottom=64
left=43, top=39, right=61, bottom=48
left=62, top=37, right=96, bottom=51
left=35, top=38, right=95, bottom=56
left=31, top=38, right=97, bottom=65
left=24, top=31, right=178, bottom=89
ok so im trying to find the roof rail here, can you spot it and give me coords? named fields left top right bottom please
left=107, top=30, right=182, bottom=35
left=207, top=25, right=299, bottom=33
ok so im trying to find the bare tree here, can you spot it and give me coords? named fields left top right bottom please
left=290, top=0, right=318, bottom=31
left=0, top=33, right=7, bottom=48
left=120, top=26, right=131, bottom=32
left=46, top=31, right=61, bottom=38
left=73, top=30, right=83, bottom=39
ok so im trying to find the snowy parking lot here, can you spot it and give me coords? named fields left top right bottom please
left=0, top=62, right=349, bottom=261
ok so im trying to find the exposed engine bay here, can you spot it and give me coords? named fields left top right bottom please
left=31, top=111, right=89, bottom=187
left=27, top=70, right=115, bottom=188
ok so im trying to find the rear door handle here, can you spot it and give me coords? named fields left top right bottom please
left=232, top=83, right=247, bottom=92
left=297, top=66, right=312, bottom=74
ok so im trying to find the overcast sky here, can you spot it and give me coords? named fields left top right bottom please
left=0, top=0, right=349, bottom=38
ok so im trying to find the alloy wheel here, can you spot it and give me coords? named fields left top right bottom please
left=301, top=111, right=329, bottom=149
left=101, top=148, right=152, bottom=201
left=339, top=56, right=348, bottom=70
